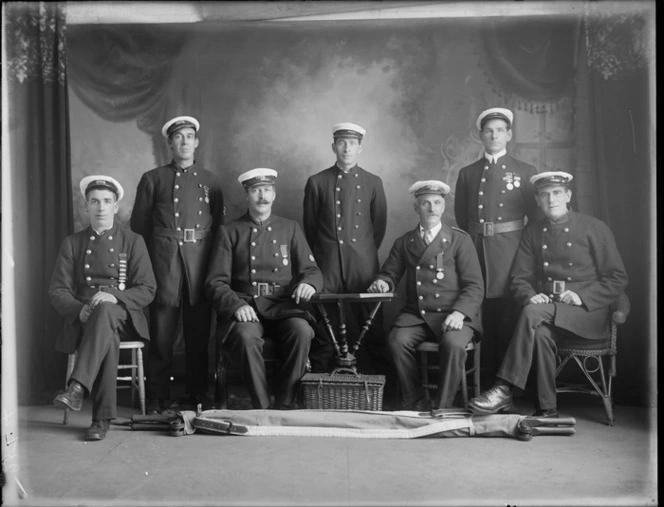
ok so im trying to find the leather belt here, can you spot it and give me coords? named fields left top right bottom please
left=542, top=280, right=567, bottom=299
left=469, top=219, right=524, bottom=237
left=235, top=282, right=286, bottom=297
left=153, top=226, right=210, bottom=243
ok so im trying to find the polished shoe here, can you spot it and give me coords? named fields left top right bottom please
left=532, top=408, right=559, bottom=418
left=85, top=420, right=111, bottom=441
left=53, top=381, right=85, bottom=411
left=146, top=398, right=164, bottom=415
left=468, top=384, right=515, bottom=414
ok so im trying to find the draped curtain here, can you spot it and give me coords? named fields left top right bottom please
left=579, top=9, right=653, bottom=406
left=67, top=25, right=186, bottom=163
left=477, top=17, right=579, bottom=113
left=5, top=2, right=71, bottom=404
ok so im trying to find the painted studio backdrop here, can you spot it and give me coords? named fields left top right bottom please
left=6, top=10, right=653, bottom=407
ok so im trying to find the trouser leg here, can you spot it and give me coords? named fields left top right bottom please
left=71, top=302, right=127, bottom=421
left=481, top=297, right=519, bottom=377
left=226, top=321, right=270, bottom=409
left=497, top=304, right=556, bottom=390
left=533, top=323, right=561, bottom=410
left=436, top=327, right=473, bottom=409
left=387, top=325, right=429, bottom=409
left=270, top=317, right=314, bottom=408
left=182, top=289, right=212, bottom=398
left=146, top=303, right=180, bottom=400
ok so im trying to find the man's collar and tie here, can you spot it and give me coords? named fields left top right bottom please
left=419, top=222, right=442, bottom=244
left=484, top=149, right=507, bottom=165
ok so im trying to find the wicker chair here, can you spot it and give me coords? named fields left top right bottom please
left=555, top=292, right=630, bottom=426
left=62, top=340, right=146, bottom=424
left=416, top=339, right=481, bottom=409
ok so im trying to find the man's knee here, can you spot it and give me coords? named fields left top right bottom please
left=229, top=322, right=264, bottom=352
left=283, top=318, right=315, bottom=344
left=439, top=330, right=471, bottom=355
left=88, top=302, right=126, bottom=327
left=386, top=327, right=412, bottom=354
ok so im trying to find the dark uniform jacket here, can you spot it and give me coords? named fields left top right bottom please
left=130, top=161, right=224, bottom=307
left=303, top=164, right=387, bottom=293
left=206, top=212, right=324, bottom=341
left=455, top=154, right=540, bottom=298
left=510, top=211, right=628, bottom=340
left=376, top=223, right=484, bottom=339
left=49, top=222, right=157, bottom=354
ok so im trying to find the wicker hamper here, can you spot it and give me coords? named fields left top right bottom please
left=300, top=368, right=386, bottom=410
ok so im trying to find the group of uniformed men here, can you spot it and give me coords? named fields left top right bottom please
left=49, top=107, right=627, bottom=441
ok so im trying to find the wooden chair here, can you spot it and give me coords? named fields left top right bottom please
left=555, top=292, right=630, bottom=426
left=62, top=341, right=146, bottom=424
left=214, top=336, right=280, bottom=409
left=417, top=339, right=481, bottom=409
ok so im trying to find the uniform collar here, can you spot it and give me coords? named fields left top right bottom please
left=244, top=211, right=275, bottom=227
left=484, top=149, right=507, bottom=164
left=89, top=222, right=117, bottom=237
left=170, top=159, right=196, bottom=172
left=335, top=163, right=359, bottom=174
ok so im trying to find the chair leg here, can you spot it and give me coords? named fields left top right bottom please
left=215, top=352, right=229, bottom=409
left=460, top=363, right=469, bottom=409
left=130, top=349, right=137, bottom=409
left=136, top=347, right=146, bottom=415
left=473, top=345, right=481, bottom=398
left=419, top=350, right=430, bottom=406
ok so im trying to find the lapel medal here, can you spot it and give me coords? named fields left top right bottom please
left=504, top=172, right=514, bottom=190
left=513, top=175, right=521, bottom=188
left=280, top=244, right=289, bottom=266
left=118, top=253, right=128, bottom=291
left=436, top=252, right=444, bottom=279
left=203, top=185, right=210, bottom=204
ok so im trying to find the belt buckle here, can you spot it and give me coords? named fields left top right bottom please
left=257, top=282, right=271, bottom=296
left=183, top=228, right=196, bottom=242
left=552, top=280, right=565, bottom=295
left=483, top=222, right=494, bottom=237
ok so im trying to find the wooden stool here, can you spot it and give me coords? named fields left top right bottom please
left=417, top=340, right=481, bottom=409
left=62, top=340, right=146, bottom=424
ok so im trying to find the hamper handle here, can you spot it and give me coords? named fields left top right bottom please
left=330, top=367, right=359, bottom=377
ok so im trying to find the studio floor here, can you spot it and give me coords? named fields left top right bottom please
left=9, top=383, right=657, bottom=507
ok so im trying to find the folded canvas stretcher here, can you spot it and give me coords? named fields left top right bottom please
left=120, top=409, right=575, bottom=440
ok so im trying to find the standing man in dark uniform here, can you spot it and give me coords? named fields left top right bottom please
left=368, top=180, right=484, bottom=410
left=454, top=108, right=540, bottom=374
left=51, top=176, right=156, bottom=441
left=469, top=172, right=628, bottom=417
left=206, top=168, right=323, bottom=409
left=131, top=115, right=225, bottom=413
left=303, top=122, right=388, bottom=374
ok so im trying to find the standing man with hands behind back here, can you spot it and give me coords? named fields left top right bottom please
left=454, top=108, right=540, bottom=374
left=131, top=116, right=225, bottom=413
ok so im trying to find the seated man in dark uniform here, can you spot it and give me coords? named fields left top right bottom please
left=205, top=168, right=324, bottom=409
left=50, top=175, right=156, bottom=441
left=368, top=180, right=484, bottom=410
left=469, top=171, right=628, bottom=417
